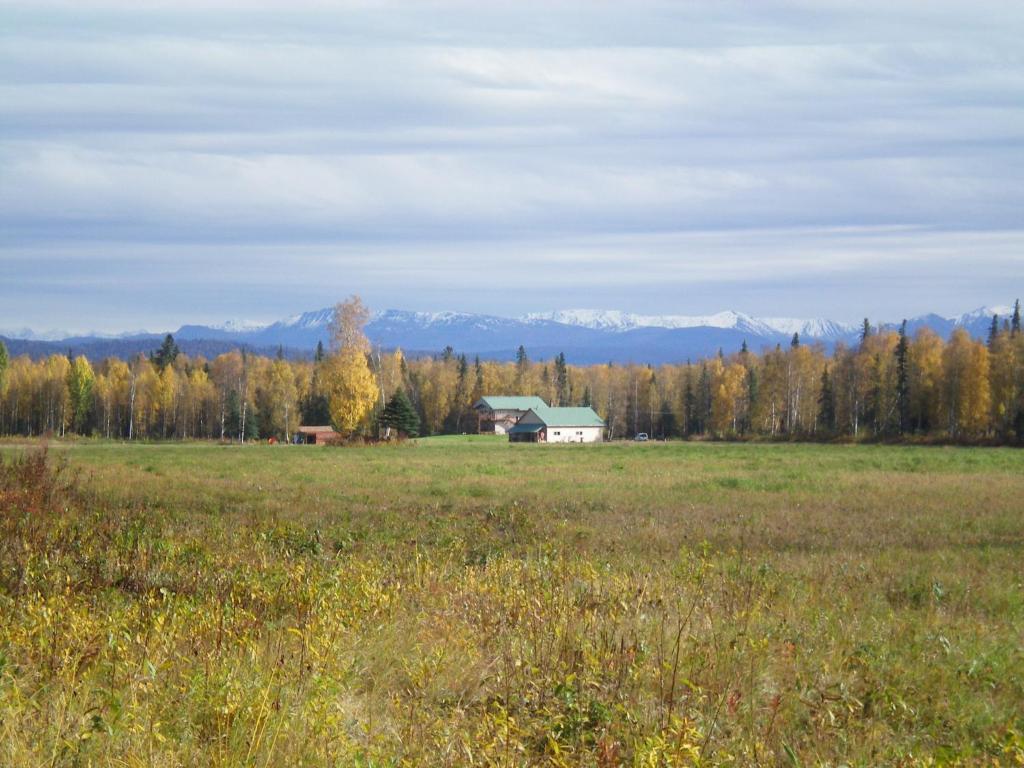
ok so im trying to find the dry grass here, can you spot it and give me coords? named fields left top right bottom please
left=0, top=437, right=1022, bottom=766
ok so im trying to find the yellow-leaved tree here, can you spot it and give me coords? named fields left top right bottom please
left=942, top=329, right=991, bottom=437
left=324, top=296, right=378, bottom=436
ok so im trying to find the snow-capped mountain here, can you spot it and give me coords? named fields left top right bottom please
left=211, top=319, right=270, bottom=333
left=3, top=303, right=1018, bottom=364
left=522, top=309, right=858, bottom=340
left=523, top=309, right=761, bottom=333
left=273, top=308, right=335, bottom=331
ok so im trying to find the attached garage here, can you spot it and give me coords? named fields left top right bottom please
left=507, top=406, right=605, bottom=443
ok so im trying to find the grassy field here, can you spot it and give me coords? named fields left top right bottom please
left=1, top=437, right=1022, bottom=766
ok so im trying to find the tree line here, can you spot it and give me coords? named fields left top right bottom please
left=1, top=298, right=1022, bottom=444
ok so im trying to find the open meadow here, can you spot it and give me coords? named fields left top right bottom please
left=1, top=437, right=1022, bottom=766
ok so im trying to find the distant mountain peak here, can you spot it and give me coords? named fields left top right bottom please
left=4, top=300, right=1016, bottom=365
left=520, top=308, right=855, bottom=340
left=954, top=305, right=1014, bottom=323
left=210, top=319, right=270, bottom=333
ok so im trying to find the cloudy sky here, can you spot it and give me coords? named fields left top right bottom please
left=2, top=0, right=1023, bottom=333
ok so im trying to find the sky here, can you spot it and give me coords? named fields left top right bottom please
left=2, top=0, right=1023, bottom=335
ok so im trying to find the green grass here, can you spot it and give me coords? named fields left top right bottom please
left=1, top=439, right=1023, bottom=766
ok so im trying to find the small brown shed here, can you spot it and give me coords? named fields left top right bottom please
left=297, top=426, right=340, bottom=445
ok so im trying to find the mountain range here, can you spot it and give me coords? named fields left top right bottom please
left=0, top=305, right=1015, bottom=365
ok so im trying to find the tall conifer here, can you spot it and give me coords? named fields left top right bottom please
left=818, top=366, right=836, bottom=433
left=381, top=390, right=420, bottom=437
left=895, top=320, right=910, bottom=434
left=860, top=318, right=872, bottom=346
left=987, top=315, right=1000, bottom=348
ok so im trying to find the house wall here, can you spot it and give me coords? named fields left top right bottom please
left=477, top=408, right=528, bottom=434
left=544, top=426, right=603, bottom=443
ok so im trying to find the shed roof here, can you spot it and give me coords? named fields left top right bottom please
left=474, top=395, right=548, bottom=411
left=507, top=421, right=544, bottom=434
left=298, top=425, right=337, bottom=434
left=528, top=405, right=605, bottom=428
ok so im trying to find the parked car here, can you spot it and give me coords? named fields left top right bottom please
left=634, top=432, right=649, bottom=441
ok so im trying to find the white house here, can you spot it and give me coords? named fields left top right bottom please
left=507, top=405, right=605, bottom=443
left=473, top=395, right=548, bottom=435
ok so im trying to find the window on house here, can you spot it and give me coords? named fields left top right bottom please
left=553, top=431, right=560, bottom=436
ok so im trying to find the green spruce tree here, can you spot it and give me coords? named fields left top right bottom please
left=660, top=398, right=676, bottom=438
left=152, top=334, right=180, bottom=371
left=380, top=390, right=420, bottom=438
left=683, top=369, right=697, bottom=436
left=0, top=339, right=8, bottom=392
left=473, top=355, right=484, bottom=399
left=224, top=389, right=242, bottom=439
left=895, top=320, right=910, bottom=434
left=745, top=366, right=759, bottom=434
left=818, top=366, right=836, bottom=434
left=554, top=352, right=570, bottom=406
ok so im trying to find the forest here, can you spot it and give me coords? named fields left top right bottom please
left=1, top=298, right=1022, bottom=444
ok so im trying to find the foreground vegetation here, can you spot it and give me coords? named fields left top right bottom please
left=1, top=438, right=1023, bottom=765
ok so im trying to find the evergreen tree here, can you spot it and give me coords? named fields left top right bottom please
left=895, top=320, right=910, bottom=434
left=581, top=385, right=592, bottom=408
left=865, top=353, right=883, bottom=435
left=696, top=363, right=711, bottom=435
left=276, top=344, right=285, bottom=360
left=516, top=345, right=528, bottom=369
left=791, top=332, right=800, bottom=349
left=380, top=389, right=420, bottom=437
left=988, top=314, right=1000, bottom=348
left=224, top=389, right=242, bottom=438
left=473, top=355, right=484, bottom=398
left=0, top=339, right=8, bottom=389
left=152, top=334, right=180, bottom=371
left=1012, top=299, right=1021, bottom=336
left=818, top=366, right=836, bottom=433
left=554, top=352, right=570, bottom=406
left=740, top=339, right=748, bottom=355
left=514, top=345, right=529, bottom=390
left=660, top=398, right=676, bottom=438
left=315, top=340, right=325, bottom=362
left=860, top=318, right=872, bottom=346
left=300, top=392, right=331, bottom=425
left=244, top=405, right=260, bottom=441
left=683, top=370, right=697, bottom=436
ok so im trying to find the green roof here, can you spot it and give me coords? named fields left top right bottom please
left=474, top=396, right=548, bottom=411
left=507, top=421, right=544, bottom=434
left=528, top=405, right=605, bottom=428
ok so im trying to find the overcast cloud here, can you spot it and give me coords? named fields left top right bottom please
left=1, top=0, right=1023, bottom=333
